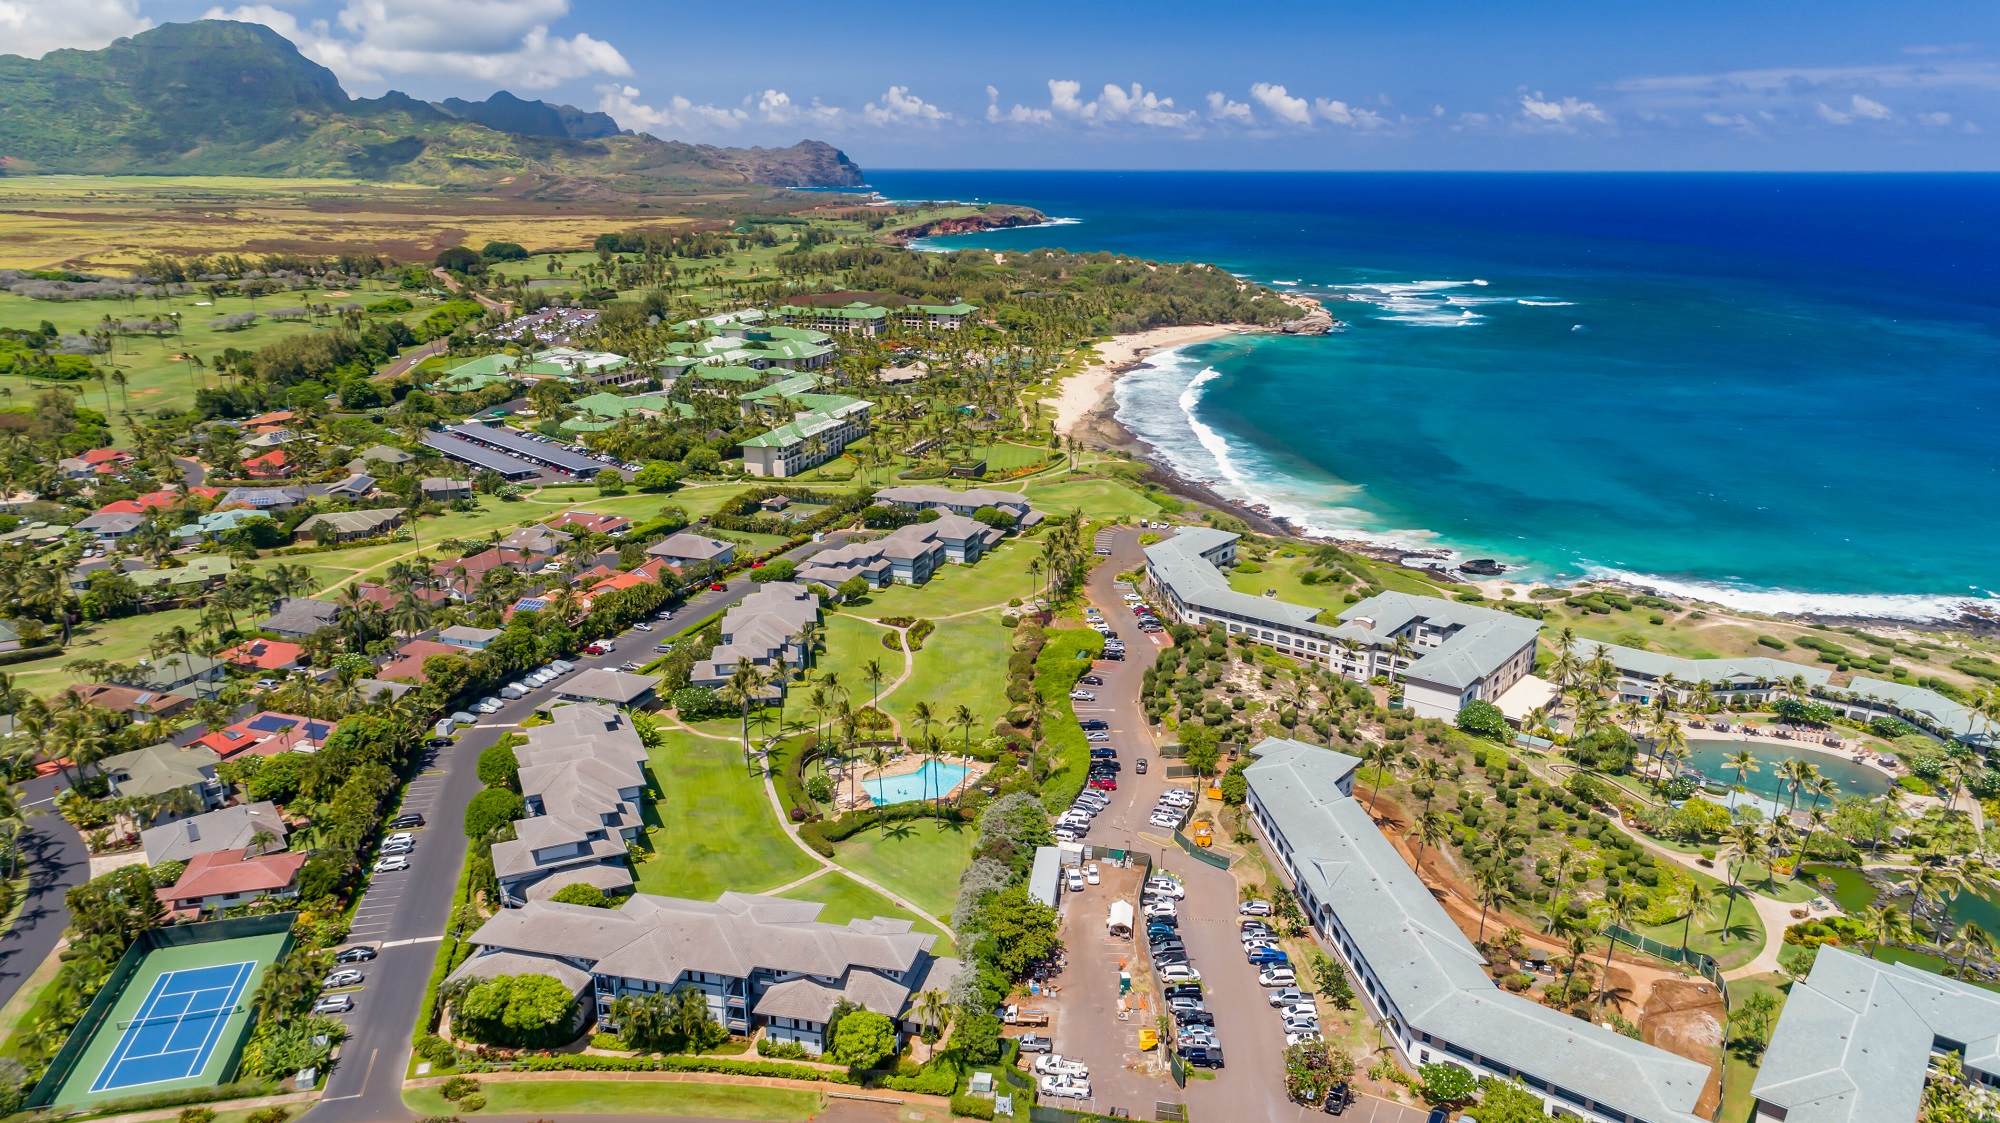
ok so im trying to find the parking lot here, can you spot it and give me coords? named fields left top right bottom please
left=1040, top=526, right=1432, bottom=1123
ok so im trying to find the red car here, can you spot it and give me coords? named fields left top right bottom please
left=709, top=582, right=726, bottom=591
left=750, top=561, right=765, bottom=568
left=1089, top=777, right=1117, bottom=791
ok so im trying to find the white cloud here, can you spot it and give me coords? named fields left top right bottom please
left=1920, top=110, right=1955, bottom=126
left=1616, top=59, right=2000, bottom=98
left=204, top=0, right=629, bottom=91
left=754, top=88, right=843, bottom=128
left=1849, top=93, right=1894, bottom=120
left=1703, top=111, right=1762, bottom=136
left=1518, top=92, right=1613, bottom=129
left=1816, top=101, right=1853, bottom=124
left=997, top=79, right=1193, bottom=129
left=1249, top=82, right=1312, bottom=126
left=597, top=84, right=745, bottom=134
left=1205, top=91, right=1253, bottom=124
left=862, top=86, right=950, bottom=126
left=1314, top=97, right=1387, bottom=128
left=0, top=0, right=149, bottom=57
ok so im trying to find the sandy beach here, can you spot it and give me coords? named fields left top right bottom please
left=1051, top=323, right=1247, bottom=439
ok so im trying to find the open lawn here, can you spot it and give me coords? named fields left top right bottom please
left=780, top=869, right=955, bottom=954
left=1720, top=972, right=1790, bottom=1123
left=830, top=818, right=976, bottom=925
left=1015, top=477, right=1162, bottom=521
left=854, top=543, right=1038, bottom=619
left=1225, top=549, right=1454, bottom=615
left=877, top=618, right=1014, bottom=741
left=715, top=529, right=796, bottom=555
left=636, top=727, right=819, bottom=900
left=404, top=1080, right=822, bottom=1120
left=1629, top=884, right=1768, bottom=973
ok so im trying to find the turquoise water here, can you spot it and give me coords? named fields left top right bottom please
left=872, top=171, right=2000, bottom=621
left=863, top=761, right=970, bottom=805
left=1675, top=740, right=1891, bottom=804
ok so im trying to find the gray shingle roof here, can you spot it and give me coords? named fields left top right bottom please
left=141, top=801, right=286, bottom=865
left=1569, top=639, right=1833, bottom=690
left=647, top=532, right=735, bottom=562
left=1752, top=948, right=2000, bottom=1123
left=1245, top=741, right=1709, bottom=1123
left=557, top=668, right=660, bottom=705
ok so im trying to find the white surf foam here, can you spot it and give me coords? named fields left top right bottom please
left=1581, top=566, right=1990, bottom=623
left=1517, top=299, right=1575, bottom=306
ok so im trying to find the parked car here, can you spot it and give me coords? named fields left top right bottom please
left=1086, top=732, right=1112, bottom=743
left=1258, top=967, right=1297, bottom=987
left=334, top=946, right=377, bottom=964
left=1146, top=878, right=1186, bottom=899
left=500, top=683, right=528, bottom=699
left=550, top=660, right=575, bottom=673
left=1248, top=947, right=1291, bottom=967
left=1069, top=690, right=1096, bottom=702
left=1039, top=1074, right=1091, bottom=1100
left=1159, top=964, right=1202, bottom=983
left=372, top=855, right=409, bottom=874
left=450, top=711, right=475, bottom=726
left=1239, top=899, right=1273, bottom=916
left=1180, top=1045, right=1224, bottom=1068
left=1052, top=826, right=1081, bottom=842
left=1088, top=777, right=1117, bottom=791
left=1016, top=1033, right=1053, bottom=1053
left=1163, top=982, right=1204, bottom=1000
left=390, top=813, right=425, bottom=830
left=384, top=832, right=414, bottom=847
left=1080, top=719, right=1110, bottom=730
left=1287, top=1031, right=1324, bottom=1047
left=1066, top=868, right=1086, bottom=892
left=311, top=995, right=354, bottom=1015
left=1174, top=1008, right=1215, bottom=1027
left=323, top=969, right=363, bottom=989
left=1135, top=758, right=1149, bottom=774
left=633, top=622, right=653, bottom=631
left=1079, top=676, right=1104, bottom=686
left=1268, top=987, right=1309, bottom=1007
left=1032, top=1055, right=1088, bottom=1078
left=1085, top=863, right=1100, bottom=885
left=380, top=839, right=414, bottom=856
left=709, top=582, right=726, bottom=591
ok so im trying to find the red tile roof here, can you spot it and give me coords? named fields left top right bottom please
left=95, top=499, right=148, bottom=516
left=552, top=511, right=632, bottom=536
left=159, top=847, right=308, bottom=906
left=378, top=640, right=463, bottom=683
left=244, top=450, right=291, bottom=477
left=588, top=571, right=652, bottom=597
left=133, top=489, right=186, bottom=509
left=218, top=638, right=304, bottom=671
left=80, top=448, right=133, bottom=465
left=192, top=710, right=328, bottom=758
left=244, top=410, right=296, bottom=427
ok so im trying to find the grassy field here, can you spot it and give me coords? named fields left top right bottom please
left=1719, top=972, right=1790, bottom=1123
left=636, top=727, right=819, bottom=900
left=1225, top=549, right=1455, bottom=616
left=1628, top=880, right=1768, bottom=973
left=855, top=543, right=1039, bottom=619
left=829, top=818, right=976, bottom=925
left=404, top=1080, right=822, bottom=1120
left=876, top=617, right=1014, bottom=739
left=779, top=869, right=954, bottom=954
left=1015, top=477, right=1163, bottom=520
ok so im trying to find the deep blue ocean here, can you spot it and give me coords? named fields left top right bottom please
left=865, top=171, right=2000, bottom=620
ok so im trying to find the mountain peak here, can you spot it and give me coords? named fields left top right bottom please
left=436, top=90, right=623, bottom=140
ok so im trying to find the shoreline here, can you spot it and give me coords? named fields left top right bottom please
left=1058, top=323, right=1999, bottom=633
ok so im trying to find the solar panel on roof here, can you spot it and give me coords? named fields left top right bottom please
left=421, top=433, right=541, bottom=479
left=445, top=424, right=603, bottom=474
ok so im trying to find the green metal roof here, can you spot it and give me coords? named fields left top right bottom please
left=910, top=302, right=977, bottom=315
left=739, top=411, right=850, bottom=449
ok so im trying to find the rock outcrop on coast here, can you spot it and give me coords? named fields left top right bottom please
left=1276, top=294, right=1338, bottom=334
left=887, top=206, right=1049, bottom=244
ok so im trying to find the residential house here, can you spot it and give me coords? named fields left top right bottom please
left=551, top=511, right=633, bottom=537
left=308, top=473, right=377, bottom=502
left=99, top=742, right=222, bottom=811
left=242, top=450, right=293, bottom=478
left=378, top=639, right=463, bottom=683
left=499, top=524, right=572, bottom=556
left=872, top=485, right=1042, bottom=529
left=420, top=477, right=473, bottom=502
left=216, top=485, right=311, bottom=512
left=554, top=669, right=661, bottom=708
left=438, top=625, right=502, bottom=652
left=68, top=556, right=156, bottom=590
left=0, top=620, right=19, bottom=653
left=59, top=448, right=135, bottom=479
left=157, top=848, right=310, bottom=916
left=193, top=712, right=333, bottom=759
left=430, top=547, right=535, bottom=594
left=794, top=518, right=995, bottom=590
left=73, top=510, right=145, bottom=542
left=458, top=890, right=958, bottom=1055
left=68, top=684, right=192, bottom=720
left=293, top=507, right=405, bottom=543
left=691, top=583, right=819, bottom=691
left=260, top=597, right=344, bottom=639
left=646, top=533, right=736, bottom=569
left=141, top=801, right=288, bottom=866
left=350, top=444, right=414, bottom=473
left=108, top=653, right=227, bottom=694
left=351, top=582, right=451, bottom=610
left=174, top=509, right=273, bottom=544
left=127, top=556, right=236, bottom=594
left=219, top=639, right=305, bottom=673
left=1244, top=738, right=1710, bottom=1123
left=352, top=677, right=415, bottom=703
left=490, top=704, right=649, bottom=905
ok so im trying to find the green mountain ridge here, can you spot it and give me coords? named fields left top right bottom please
left=0, top=20, right=863, bottom=190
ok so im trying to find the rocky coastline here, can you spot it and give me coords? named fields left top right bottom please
left=886, top=206, right=1049, bottom=245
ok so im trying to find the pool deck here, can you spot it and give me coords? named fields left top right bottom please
left=836, top=755, right=988, bottom=811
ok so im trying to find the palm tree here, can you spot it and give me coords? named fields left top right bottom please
left=1719, top=821, right=1765, bottom=940
left=1950, top=921, right=1998, bottom=980
left=1680, top=879, right=1712, bottom=954
left=862, top=658, right=885, bottom=720
left=1596, top=887, right=1639, bottom=1011
left=720, top=657, right=763, bottom=769
left=912, top=988, right=951, bottom=1046
left=951, top=704, right=979, bottom=757
left=1864, top=902, right=1914, bottom=959
left=1473, top=863, right=1515, bottom=944
left=1725, top=748, right=1761, bottom=794
left=1410, top=808, right=1448, bottom=877
left=1362, top=740, right=1396, bottom=813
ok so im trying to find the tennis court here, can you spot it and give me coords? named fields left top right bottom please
left=90, top=962, right=255, bottom=1093
left=47, top=930, right=288, bottom=1108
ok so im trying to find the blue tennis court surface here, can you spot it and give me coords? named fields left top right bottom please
left=89, top=962, right=255, bottom=1093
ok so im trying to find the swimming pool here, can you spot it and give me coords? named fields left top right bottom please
left=1678, top=739, right=1891, bottom=804
left=864, top=761, right=971, bottom=806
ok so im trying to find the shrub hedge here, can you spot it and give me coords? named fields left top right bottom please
left=511, top=1052, right=860, bottom=1084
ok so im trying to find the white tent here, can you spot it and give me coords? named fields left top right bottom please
left=1106, top=899, right=1134, bottom=936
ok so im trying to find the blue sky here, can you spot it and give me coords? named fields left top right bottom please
left=22, top=0, right=2000, bottom=169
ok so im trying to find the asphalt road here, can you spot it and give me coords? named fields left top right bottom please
left=314, top=536, right=848, bottom=1123
left=0, top=773, right=90, bottom=1014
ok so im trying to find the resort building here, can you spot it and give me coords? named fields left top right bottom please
left=665, top=324, right=836, bottom=371
left=1243, top=738, right=1710, bottom=1123
left=1143, top=529, right=1540, bottom=720
left=795, top=515, right=1001, bottom=591
left=774, top=302, right=888, bottom=336
left=126, top=557, right=236, bottom=595
left=739, top=395, right=872, bottom=478
left=899, top=302, right=977, bottom=330
left=420, top=477, right=474, bottom=501
left=517, top=348, right=643, bottom=387
left=691, top=583, right=821, bottom=692
left=1751, top=947, right=2000, bottom=1123
left=457, top=890, right=959, bottom=1055
left=872, top=485, right=1042, bottom=529
left=1572, top=641, right=1990, bottom=749
left=490, top=704, right=650, bottom=906
left=561, top=390, right=692, bottom=433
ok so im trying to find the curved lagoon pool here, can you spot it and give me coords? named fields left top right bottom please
left=1678, top=739, right=1892, bottom=805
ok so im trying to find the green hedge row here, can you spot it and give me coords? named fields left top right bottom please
left=797, top=803, right=966, bottom=856
left=1034, top=628, right=1105, bottom=812
left=510, top=1052, right=859, bottom=1084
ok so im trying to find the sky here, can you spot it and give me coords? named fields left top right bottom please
left=7, top=0, right=2000, bottom=170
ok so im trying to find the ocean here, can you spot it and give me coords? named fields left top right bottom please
left=867, top=171, right=2000, bottom=621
